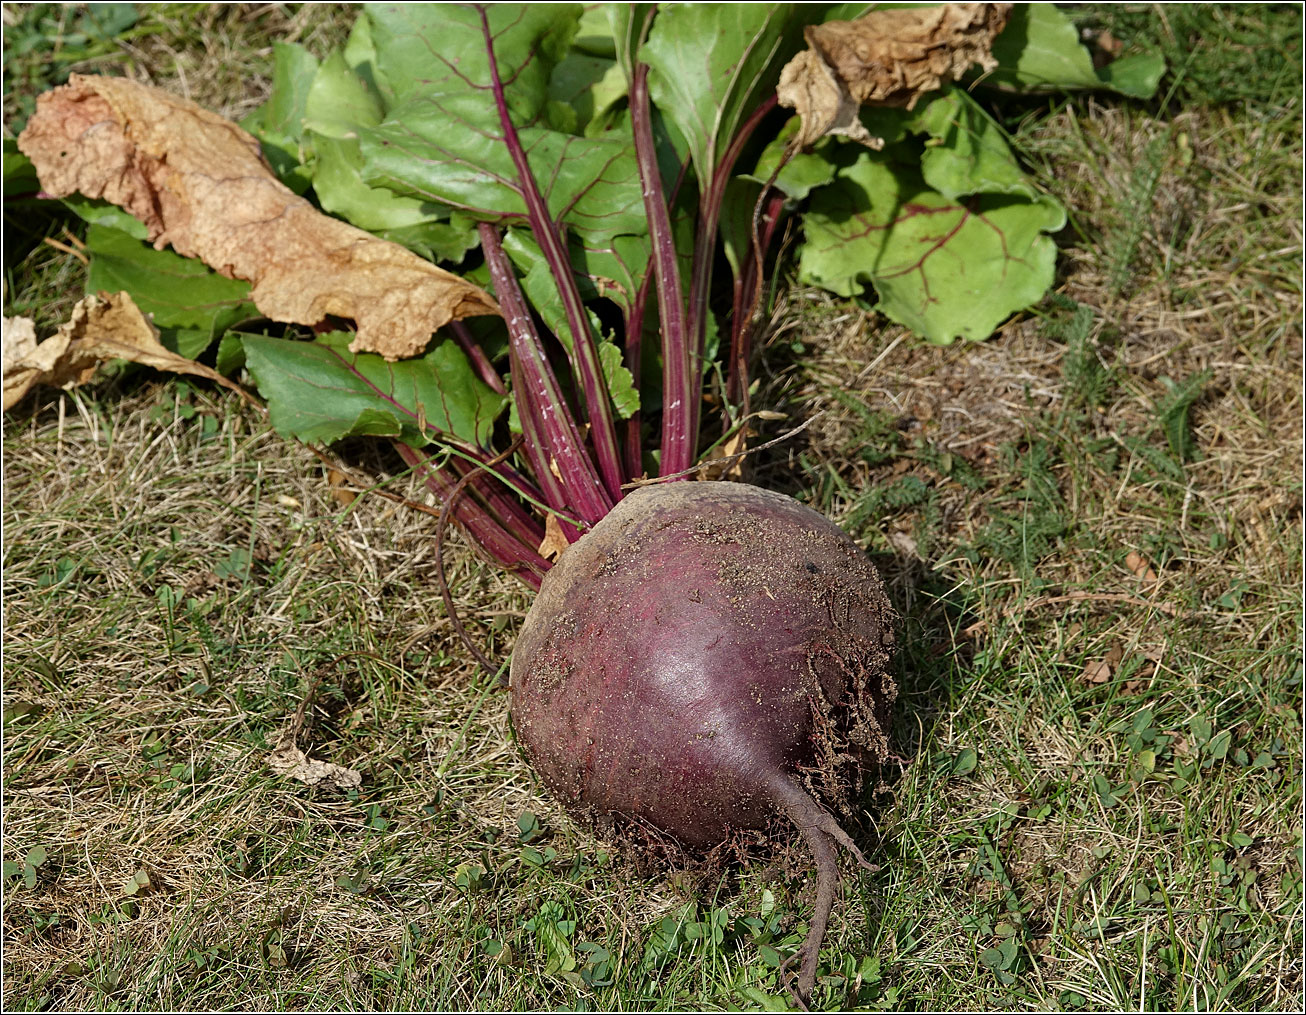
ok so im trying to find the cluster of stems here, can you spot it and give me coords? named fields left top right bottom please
left=404, top=9, right=786, bottom=587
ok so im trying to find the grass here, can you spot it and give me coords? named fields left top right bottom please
left=3, top=4, right=1302, bottom=1011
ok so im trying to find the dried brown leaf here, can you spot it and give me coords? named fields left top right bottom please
left=1095, top=29, right=1125, bottom=59
left=3, top=291, right=245, bottom=410
left=17, top=74, right=499, bottom=361
left=2, top=317, right=41, bottom=394
left=1080, top=643, right=1124, bottom=685
left=777, top=3, right=1013, bottom=149
left=887, top=530, right=920, bottom=557
left=1120, top=661, right=1156, bottom=696
left=699, top=426, right=755, bottom=481
left=266, top=737, right=362, bottom=792
left=537, top=512, right=570, bottom=563
left=326, top=467, right=357, bottom=507
left=1125, top=550, right=1159, bottom=585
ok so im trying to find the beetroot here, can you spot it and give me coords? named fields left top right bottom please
left=510, top=480, right=897, bottom=997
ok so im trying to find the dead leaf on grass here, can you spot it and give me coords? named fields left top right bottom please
left=1119, top=664, right=1154, bottom=696
left=537, top=512, right=570, bottom=562
left=266, top=736, right=362, bottom=792
left=777, top=3, right=1013, bottom=149
left=326, top=467, right=358, bottom=507
left=1125, top=550, right=1159, bottom=584
left=1095, top=29, right=1125, bottom=59
left=183, top=570, right=221, bottom=597
left=887, top=529, right=920, bottom=557
left=1081, top=643, right=1124, bottom=685
left=3, top=292, right=245, bottom=410
left=17, top=74, right=499, bottom=361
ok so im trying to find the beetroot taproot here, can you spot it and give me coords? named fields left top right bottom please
left=510, top=481, right=897, bottom=997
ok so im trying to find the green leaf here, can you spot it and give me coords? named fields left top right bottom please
left=744, top=122, right=838, bottom=202
left=984, top=5, right=1165, bottom=98
left=367, top=3, right=578, bottom=112
left=3, top=140, right=39, bottom=192
left=908, top=89, right=1051, bottom=204
left=574, top=4, right=618, bottom=58
left=376, top=220, right=482, bottom=265
left=502, top=227, right=650, bottom=333
left=122, top=870, right=150, bottom=896
left=1207, top=730, right=1232, bottom=762
left=799, top=152, right=1063, bottom=343
left=215, top=333, right=248, bottom=376
left=84, top=224, right=257, bottom=353
left=240, top=42, right=320, bottom=190
left=1, top=860, right=21, bottom=880
left=504, top=232, right=640, bottom=421
left=254, top=42, right=320, bottom=141
left=310, top=132, right=439, bottom=233
left=362, top=115, right=646, bottom=241
left=719, top=177, right=764, bottom=282
left=1097, top=52, right=1168, bottom=99
left=536, top=913, right=578, bottom=975
left=24, top=846, right=47, bottom=868
left=951, top=747, right=979, bottom=777
left=546, top=50, right=629, bottom=137
left=242, top=331, right=506, bottom=448
left=454, top=863, right=486, bottom=892
left=61, top=197, right=150, bottom=240
left=303, top=49, right=384, bottom=138
left=642, top=5, right=803, bottom=181
left=597, top=340, right=639, bottom=420
left=353, top=5, right=644, bottom=242
left=978, top=946, right=1004, bottom=969
left=517, top=811, right=543, bottom=842
left=1156, top=368, right=1212, bottom=462
left=302, top=49, right=477, bottom=255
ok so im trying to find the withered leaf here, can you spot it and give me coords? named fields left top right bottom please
left=17, top=74, right=499, bottom=361
left=1125, top=550, right=1159, bottom=585
left=699, top=425, right=755, bottom=482
left=266, top=736, right=362, bottom=792
left=777, top=4, right=1013, bottom=149
left=3, top=291, right=245, bottom=410
left=326, top=467, right=358, bottom=507
left=537, top=512, right=570, bottom=563
left=1081, top=643, right=1124, bottom=686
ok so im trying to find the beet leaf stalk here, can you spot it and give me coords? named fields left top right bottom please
left=395, top=442, right=549, bottom=590
left=479, top=220, right=612, bottom=532
left=727, top=186, right=788, bottom=407
left=477, top=6, right=627, bottom=500
left=687, top=94, right=779, bottom=424
left=629, top=60, right=693, bottom=478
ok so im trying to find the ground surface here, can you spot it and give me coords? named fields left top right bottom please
left=3, top=4, right=1302, bottom=1011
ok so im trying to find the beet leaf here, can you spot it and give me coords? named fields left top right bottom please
left=242, top=330, right=507, bottom=449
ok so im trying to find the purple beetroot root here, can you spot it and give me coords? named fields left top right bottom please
left=510, top=480, right=898, bottom=999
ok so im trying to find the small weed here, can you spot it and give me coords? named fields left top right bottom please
left=2, top=846, right=49, bottom=890
left=1045, top=296, right=1112, bottom=408
left=1106, top=133, right=1168, bottom=297
left=1153, top=367, right=1213, bottom=462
